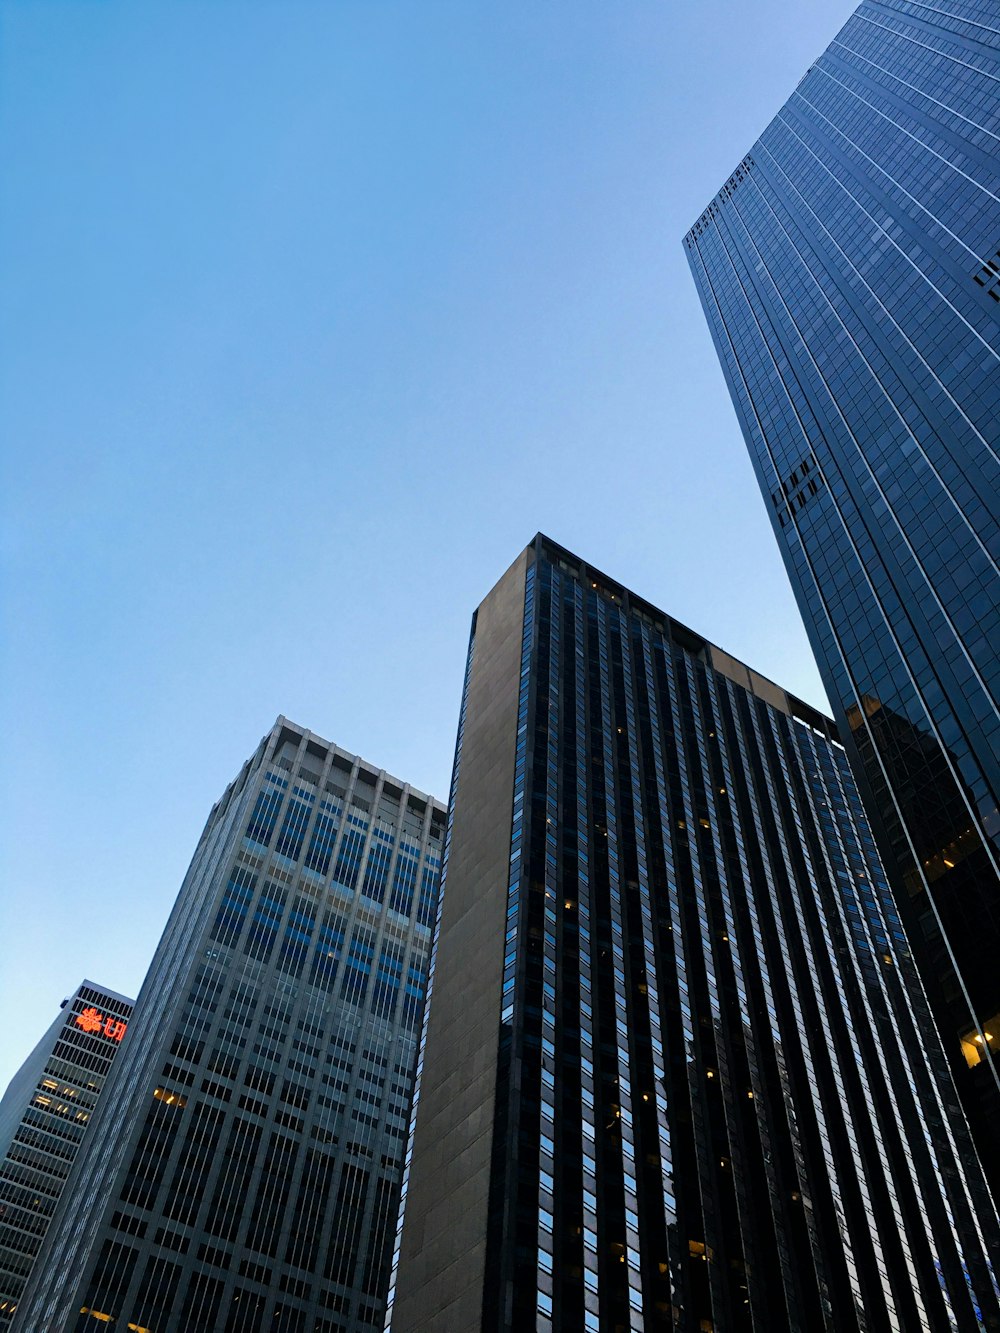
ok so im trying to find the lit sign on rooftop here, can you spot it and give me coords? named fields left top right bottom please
left=75, top=1007, right=128, bottom=1043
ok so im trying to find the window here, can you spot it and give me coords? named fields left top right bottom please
left=960, top=1013, right=1000, bottom=1069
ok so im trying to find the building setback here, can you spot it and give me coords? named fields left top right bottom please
left=13, top=719, right=444, bottom=1333
left=684, top=0, right=1000, bottom=1188
left=389, top=536, right=1000, bottom=1333
left=0, top=982, right=134, bottom=1329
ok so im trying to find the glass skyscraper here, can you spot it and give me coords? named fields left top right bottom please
left=389, top=535, right=1000, bottom=1333
left=13, top=719, right=444, bottom=1333
left=0, top=982, right=133, bottom=1329
left=684, top=0, right=1000, bottom=1186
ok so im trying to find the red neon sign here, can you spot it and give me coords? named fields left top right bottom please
left=75, top=1007, right=128, bottom=1043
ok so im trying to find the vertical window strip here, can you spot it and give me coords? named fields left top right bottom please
left=304, top=808, right=340, bottom=876
left=677, top=654, right=753, bottom=1320
left=246, top=783, right=286, bottom=849
left=415, top=865, right=439, bottom=928
left=572, top=579, right=601, bottom=1319
left=361, top=838, right=394, bottom=904
left=310, top=910, right=347, bottom=993
left=274, top=797, right=313, bottom=862
left=333, top=828, right=368, bottom=893
left=634, top=624, right=683, bottom=1244
left=534, top=563, right=560, bottom=1325
left=593, top=594, right=640, bottom=1331
left=627, top=620, right=680, bottom=1311
left=611, top=610, right=662, bottom=1319
left=389, top=855, right=418, bottom=918
left=277, top=897, right=317, bottom=978
left=659, top=641, right=728, bottom=1320
left=698, top=669, right=787, bottom=1317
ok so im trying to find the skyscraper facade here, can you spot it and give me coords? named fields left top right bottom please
left=0, top=981, right=133, bottom=1329
left=684, top=0, right=1000, bottom=1185
left=14, top=719, right=444, bottom=1333
left=389, top=536, right=1000, bottom=1333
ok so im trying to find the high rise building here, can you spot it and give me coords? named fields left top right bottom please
left=389, top=536, right=1000, bottom=1332
left=684, top=0, right=1000, bottom=1187
left=0, top=982, right=133, bottom=1329
left=14, top=719, right=445, bottom=1333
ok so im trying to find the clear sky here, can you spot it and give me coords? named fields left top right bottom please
left=0, top=0, right=859, bottom=1092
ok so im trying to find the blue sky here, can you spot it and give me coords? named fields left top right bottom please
left=0, top=0, right=858, bottom=1090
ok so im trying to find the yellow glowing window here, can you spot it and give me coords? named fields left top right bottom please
left=961, top=1034, right=982, bottom=1067
left=153, top=1087, right=187, bottom=1108
left=960, top=1012, right=1000, bottom=1069
left=80, top=1311, right=115, bottom=1324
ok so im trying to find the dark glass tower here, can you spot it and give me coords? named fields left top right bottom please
left=13, top=719, right=444, bottom=1333
left=684, top=0, right=1000, bottom=1187
left=390, top=536, right=1000, bottom=1333
left=0, top=982, right=133, bottom=1329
